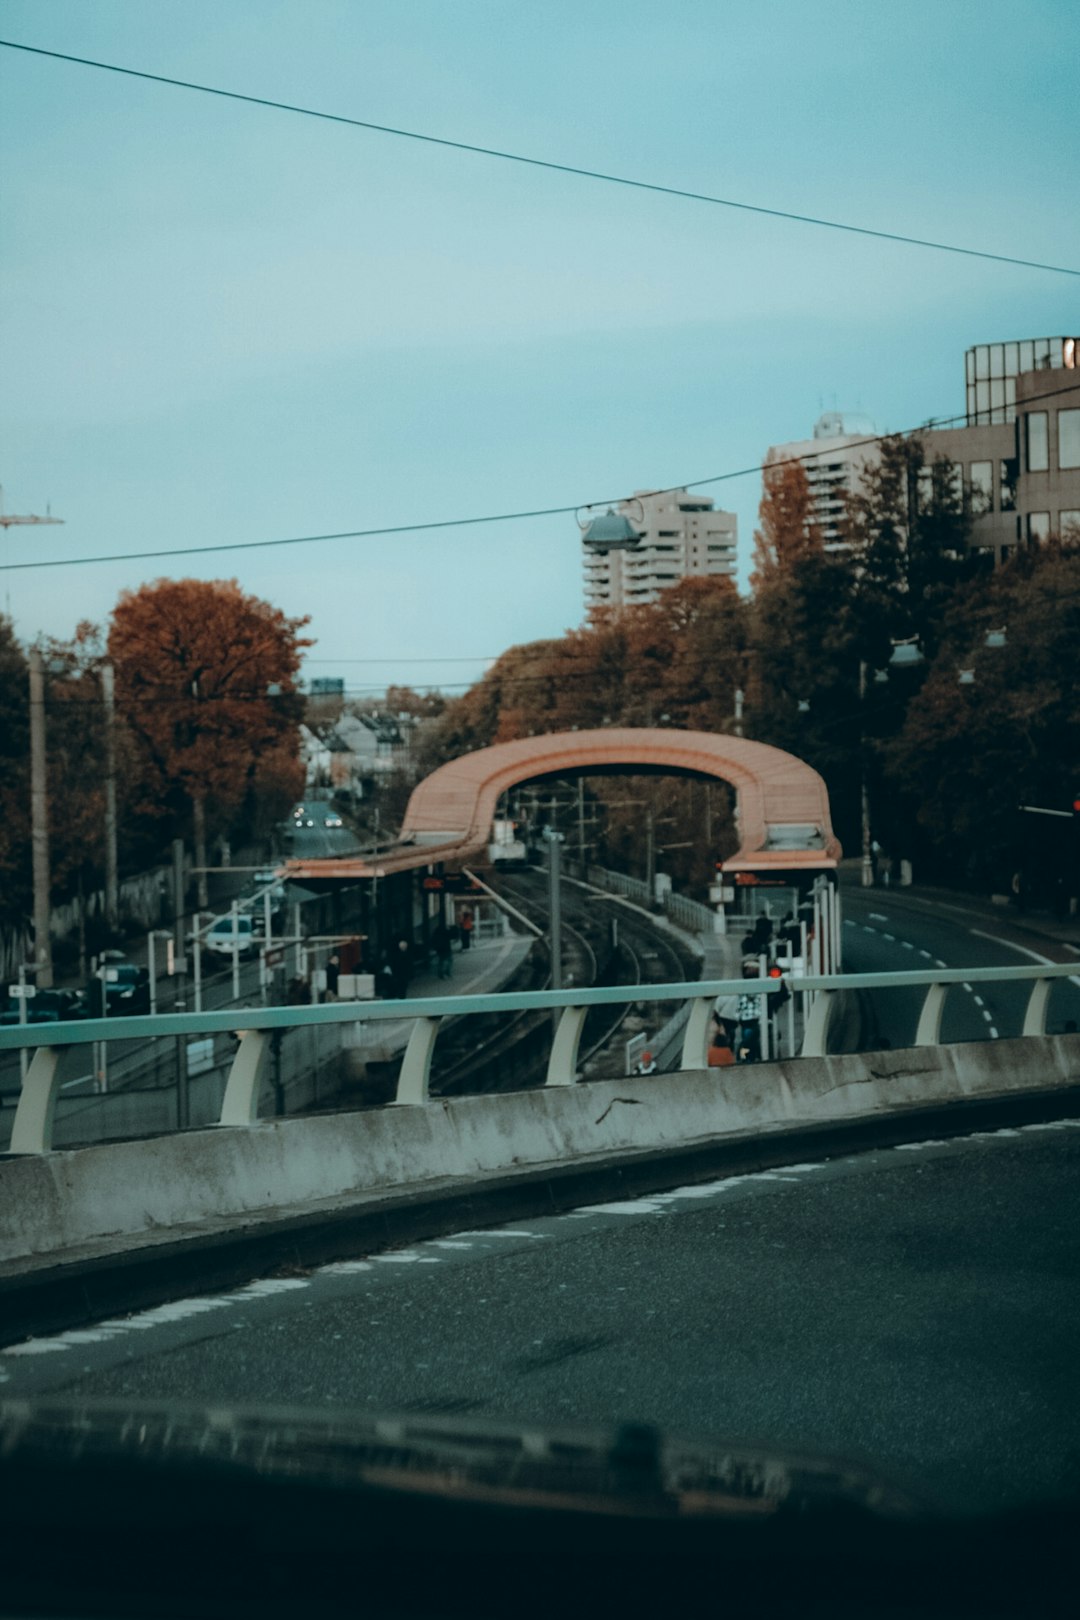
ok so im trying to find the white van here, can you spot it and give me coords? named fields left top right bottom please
left=205, top=915, right=257, bottom=958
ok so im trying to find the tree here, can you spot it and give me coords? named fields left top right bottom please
left=750, top=456, right=822, bottom=590
left=108, top=579, right=310, bottom=896
left=884, top=543, right=1080, bottom=891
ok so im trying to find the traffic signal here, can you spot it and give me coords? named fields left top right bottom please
left=1073, top=792, right=1080, bottom=816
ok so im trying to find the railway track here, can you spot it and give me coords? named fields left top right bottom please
left=429, top=868, right=699, bottom=1096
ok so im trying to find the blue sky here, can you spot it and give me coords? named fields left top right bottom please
left=1, top=0, right=1077, bottom=695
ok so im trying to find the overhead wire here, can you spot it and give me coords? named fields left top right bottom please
left=2, top=38, right=1077, bottom=280
left=4, top=379, right=1079, bottom=574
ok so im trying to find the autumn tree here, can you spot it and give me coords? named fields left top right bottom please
left=750, top=456, right=822, bottom=590
left=108, top=579, right=310, bottom=899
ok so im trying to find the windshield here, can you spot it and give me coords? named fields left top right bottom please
left=1, top=5, right=1078, bottom=1612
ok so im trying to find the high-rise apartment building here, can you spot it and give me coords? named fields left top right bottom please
left=764, top=411, right=880, bottom=552
left=582, top=488, right=737, bottom=613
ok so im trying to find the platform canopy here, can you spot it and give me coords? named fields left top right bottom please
left=283, top=727, right=841, bottom=883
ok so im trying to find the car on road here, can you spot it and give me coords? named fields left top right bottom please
left=204, top=915, right=258, bottom=958
left=324, top=812, right=343, bottom=828
left=87, top=962, right=151, bottom=1017
left=0, top=987, right=88, bottom=1025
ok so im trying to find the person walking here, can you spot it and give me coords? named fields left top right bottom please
left=458, top=906, right=474, bottom=952
left=634, top=1049, right=658, bottom=1076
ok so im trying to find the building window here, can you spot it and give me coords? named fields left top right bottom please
left=1000, top=458, right=1017, bottom=512
left=1025, top=412, right=1049, bottom=472
left=1059, top=409, right=1080, bottom=470
left=1060, top=510, right=1080, bottom=541
left=969, top=461, right=994, bottom=515
left=1027, top=512, right=1051, bottom=543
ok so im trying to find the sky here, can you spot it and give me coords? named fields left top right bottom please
left=1, top=0, right=1078, bottom=698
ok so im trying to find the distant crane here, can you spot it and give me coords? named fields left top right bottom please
left=0, top=485, right=64, bottom=530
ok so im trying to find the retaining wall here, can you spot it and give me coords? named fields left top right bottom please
left=3, top=1035, right=1078, bottom=1268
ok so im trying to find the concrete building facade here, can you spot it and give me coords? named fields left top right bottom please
left=765, top=411, right=881, bottom=552
left=582, top=487, right=737, bottom=613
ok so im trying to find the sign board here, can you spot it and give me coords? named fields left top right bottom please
left=265, top=949, right=285, bottom=969
left=339, top=972, right=376, bottom=1001
left=422, top=876, right=444, bottom=891
left=186, top=1037, right=215, bottom=1077
left=7, top=984, right=36, bottom=999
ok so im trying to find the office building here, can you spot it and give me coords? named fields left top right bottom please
left=582, top=488, right=737, bottom=613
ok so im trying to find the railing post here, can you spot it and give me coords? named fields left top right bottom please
left=800, top=989, right=836, bottom=1058
left=9, top=1046, right=64, bottom=1154
left=546, top=1005, right=587, bottom=1087
left=395, top=1016, right=439, bottom=1105
left=1023, top=977, right=1052, bottom=1037
left=218, top=1030, right=271, bottom=1127
left=681, top=995, right=717, bottom=1070
left=915, top=982, right=948, bottom=1047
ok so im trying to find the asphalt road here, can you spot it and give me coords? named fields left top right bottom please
left=841, top=885, right=1080, bottom=1049
left=5, top=1121, right=1079, bottom=1517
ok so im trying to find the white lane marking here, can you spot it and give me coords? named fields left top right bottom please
left=918, top=949, right=932, bottom=959
left=4, top=1339, right=73, bottom=1356
left=895, top=1139, right=950, bottom=1151
left=317, top=1261, right=373, bottom=1275
left=843, top=919, right=855, bottom=927
left=374, top=1251, right=425, bottom=1263
left=901, top=940, right=914, bottom=950
left=963, top=982, right=973, bottom=992
left=862, top=925, right=876, bottom=933
left=989, top=1026, right=1000, bottom=1038
left=973, top=995, right=985, bottom=1006
left=869, top=913, right=889, bottom=922
left=466, top=1231, right=542, bottom=1239
left=431, top=1240, right=473, bottom=1250
left=969, top=929, right=1055, bottom=966
left=982, top=1009, right=994, bottom=1022
left=935, top=959, right=947, bottom=968
left=234, top=1278, right=309, bottom=1295
left=882, top=932, right=896, bottom=942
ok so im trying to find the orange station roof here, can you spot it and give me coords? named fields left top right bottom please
left=283, top=727, right=841, bottom=884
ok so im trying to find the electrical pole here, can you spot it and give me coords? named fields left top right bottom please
left=859, top=660, right=874, bottom=887
left=544, top=828, right=564, bottom=992
left=172, top=837, right=189, bottom=1128
left=101, top=661, right=119, bottom=931
left=28, top=646, right=54, bottom=988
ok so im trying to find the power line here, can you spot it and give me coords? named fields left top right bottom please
left=1, top=37, right=1077, bottom=281
left=4, top=380, right=1079, bottom=574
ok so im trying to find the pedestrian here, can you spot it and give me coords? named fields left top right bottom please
left=459, top=906, right=474, bottom=952
left=432, top=921, right=453, bottom=980
left=713, top=988, right=740, bottom=1048
left=708, top=1020, right=736, bottom=1067
left=634, top=1049, right=658, bottom=1076
left=736, top=957, right=762, bottom=1063
left=324, top=951, right=340, bottom=1001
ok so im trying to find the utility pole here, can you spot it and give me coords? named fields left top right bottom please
left=645, top=796, right=656, bottom=904
left=577, top=777, right=587, bottom=872
left=859, top=660, right=873, bottom=887
left=28, top=647, right=54, bottom=988
left=101, top=661, right=119, bottom=931
left=172, top=837, right=189, bottom=1128
left=544, top=827, right=564, bottom=992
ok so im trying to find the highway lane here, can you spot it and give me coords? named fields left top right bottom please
left=5, top=1121, right=1079, bottom=1516
left=841, top=886, right=1080, bottom=1050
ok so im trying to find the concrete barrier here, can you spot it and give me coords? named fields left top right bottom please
left=3, top=1034, right=1078, bottom=1269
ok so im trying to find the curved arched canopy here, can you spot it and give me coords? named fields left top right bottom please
left=285, top=727, right=840, bottom=882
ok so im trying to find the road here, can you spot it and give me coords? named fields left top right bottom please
left=4, top=1121, right=1079, bottom=1516
left=0, top=799, right=364, bottom=1128
left=841, top=883, right=1080, bottom=1048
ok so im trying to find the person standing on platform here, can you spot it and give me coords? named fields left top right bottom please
left=459, top=906, right=475, bottom=952
left=432, top=922, right=453, bottom=980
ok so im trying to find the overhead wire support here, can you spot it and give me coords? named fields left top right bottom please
left=1, top=37, right=1078, bottom=280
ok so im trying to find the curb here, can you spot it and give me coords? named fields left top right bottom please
left=3, top=1082, right=1078, bottom=1349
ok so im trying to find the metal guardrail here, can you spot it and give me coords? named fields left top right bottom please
left=3, top=961, right=1079, bottom=1156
